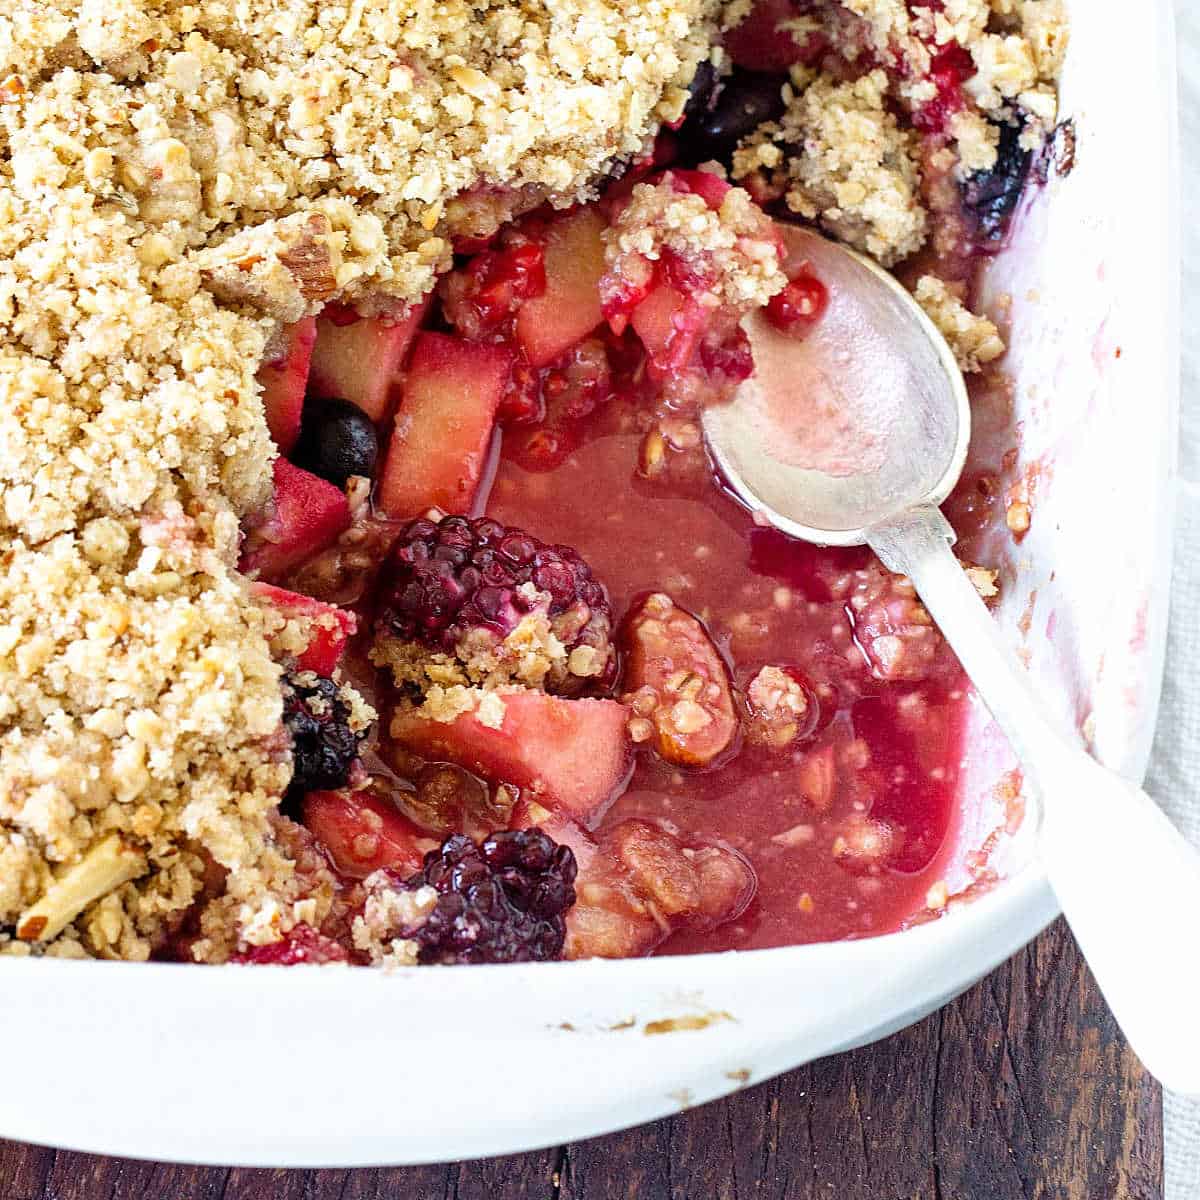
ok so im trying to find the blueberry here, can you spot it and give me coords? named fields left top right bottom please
left=683, top=59, right=719, bottom=122
left=294, top=397, right=379, bottom=486
left=281, top=673, right=364, bottom=803
left=961, top=120, right=1033, bottom=245
left=679, top=68, right=787, bottom=162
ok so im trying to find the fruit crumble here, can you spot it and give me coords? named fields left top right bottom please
left=0, top=0, right=1064, bottom=964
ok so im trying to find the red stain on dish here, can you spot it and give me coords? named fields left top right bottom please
left=1129, top=597, right=1149, bottom=656
left=1017, top=589, right=1037, bottom=639
left=1091, top=316, right=1122, bottom=374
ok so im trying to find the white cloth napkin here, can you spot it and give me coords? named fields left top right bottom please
left=1153, top=5, right=1200, bottom=1195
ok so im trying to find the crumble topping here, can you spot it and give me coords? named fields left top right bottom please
left=604, top=172, right=787, bottom=309
left=833, top=0, right=1065, bottom=150
left=351, top=873, right=435, bottom=968
left=735, top=70, right=927, bottom=266
left=744, top=665, right=810, bottom=750
left=402, top=685, right=512, bottom=731
left=0, top=0, right=719, bottom=957
left=914, top=274, right=1005, bottom=373
left=0, top=506, right=296, bottom=957
left=374, top=608, right=575, bottom=696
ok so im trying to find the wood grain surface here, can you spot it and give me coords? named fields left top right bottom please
left=0, top=918, right=1161, bottom=1200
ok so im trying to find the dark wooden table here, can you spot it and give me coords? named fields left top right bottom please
left=0, top=918, right=1161, bottom=1200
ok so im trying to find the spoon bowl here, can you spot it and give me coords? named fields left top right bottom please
left=704, top=225, right=970, bottom=544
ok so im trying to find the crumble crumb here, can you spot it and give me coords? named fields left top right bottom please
left=352, top=873, right=437, bottom=968
left=963, top=562, right=1000, bottom=601
left=735, top=70, right=928, bottom=266
left=397, top=683, right=516, bottom=732
left=604, top=171, right=787, bottom=310
left=744, top=665, right=810, bottom=750
left=914, top=275, right=1005, bottom=373
left=373, top=609, right=574, bottom=695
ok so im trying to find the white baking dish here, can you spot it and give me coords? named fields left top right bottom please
left=0, top=0, right=1178, bottom=1166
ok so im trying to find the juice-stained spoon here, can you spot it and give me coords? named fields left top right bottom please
left=703, top=222, right=1200, bottom=1094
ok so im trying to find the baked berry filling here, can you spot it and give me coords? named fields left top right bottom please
left=0, top=0, right=1059, bottom=964
left=224, top=0, right=1060, bottom=962
left=232, top=139, right=1023, bottom=962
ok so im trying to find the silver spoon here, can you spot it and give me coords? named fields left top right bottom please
left=703, top=223, right=1200, bottom=1094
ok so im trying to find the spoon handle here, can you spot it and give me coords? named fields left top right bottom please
left=869, top=504, right=1200, bottom=1095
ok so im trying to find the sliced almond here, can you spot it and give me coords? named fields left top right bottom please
left=16, top=835, right=147, bottom=942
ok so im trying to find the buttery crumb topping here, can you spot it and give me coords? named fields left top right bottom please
left=0, top=0, right=719, bottom=959
left=736, top=69, right=928, bottom=267
left=604, top=171, right=787, bottom=309
left=914, top=274, right=1005, bottom=374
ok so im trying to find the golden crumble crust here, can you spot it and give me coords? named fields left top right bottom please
left=736, top=70, right=928, bottom=267
left=914, top=274, right=1005, bottom=373
left=0, top=0, right=719, bottom=956
left=730, top=0, right=1066, bottom=264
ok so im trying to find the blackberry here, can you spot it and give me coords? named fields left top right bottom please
left=404, top=828, right=578, bottom=964
left=961, top=120, right=1033, bottom=246
left=282, top=673, right=364, bottom=797
left=377, top=515, right=616, bottom=694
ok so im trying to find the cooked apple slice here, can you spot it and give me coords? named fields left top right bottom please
left=239, top=459, right=352, bottom=582
left=391, top=691, right=632, bottom=825
left=250, top=582, right=357, bottom=674
left=377, top=332, right=513, bottom=518
left=628, top=281, right=708, bottom=376
left=303, top=788, right=434, bottom=880
left=308, top=298, right=430, bottom=422
left=257, top=317, right=317, bottom=453
left=515, top=208, right=606, bottom=368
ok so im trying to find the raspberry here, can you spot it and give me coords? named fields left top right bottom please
left=504, top=337, right=614, bottom=471
left=377, top=515, right=616, bottom=694
left=440, top=240, right=546, bottom=340
left=911, top=41, right=975, bottom=134
left=282, top=673, right=364, bottom=798
left=765, top=274, right=829, bottom=337
left=232, top=924, right=350, bottom=965
left=400, top=828, right=578, bottom=964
